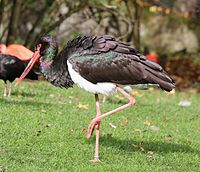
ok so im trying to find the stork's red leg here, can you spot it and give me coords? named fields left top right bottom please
left=90, top=94, right=101, bottom=163
left=87, top=85, right=136, bottom=138
left=4, top=82, right=7, bottom=97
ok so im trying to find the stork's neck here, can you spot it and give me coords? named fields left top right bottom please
left=40, top=58, right=53, bottom=77
left=39, top=47, right=56, bottom=77
left=39, top=46, right=74, bottom=88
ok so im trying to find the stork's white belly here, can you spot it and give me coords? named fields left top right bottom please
left=67, top=61, right=116, bottom=95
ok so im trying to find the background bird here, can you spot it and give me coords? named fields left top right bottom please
left=16, top=35, right=175, bottom=162
left=0, top=43, right=33, bottom=61
left=0, top=54, right=38, bottom=96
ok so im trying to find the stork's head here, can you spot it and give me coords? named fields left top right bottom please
left=36, top=35, right=58, bottom=58
left=16, top=35, right=58, bottom=85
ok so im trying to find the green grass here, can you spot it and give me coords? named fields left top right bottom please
left=0, top=80, right=200, bottom=172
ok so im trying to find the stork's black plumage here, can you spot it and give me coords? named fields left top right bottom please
left=67, top=35, right=174, bottom=91
left=0, top=54, right=38, bottom=96
left=33, top=35, right=174, bottom=91
left=17, top=35, right=175, bottom=162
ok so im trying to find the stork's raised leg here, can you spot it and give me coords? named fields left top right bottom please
left=4, top=82, right=7, bottom=97
left=87, top=85, right=136, bottom=138
left=8, top=82, right=12, bottom=97
left=90, top=94, right=101, bottom=163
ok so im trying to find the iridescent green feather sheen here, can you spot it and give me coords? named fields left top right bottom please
left=70, top=50, right=118, bottom=63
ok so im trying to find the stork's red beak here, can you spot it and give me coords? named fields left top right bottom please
left=15, top=45, right=41, bottom=86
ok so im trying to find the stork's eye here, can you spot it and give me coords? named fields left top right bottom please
left=35, top=44, right=42, bottom=51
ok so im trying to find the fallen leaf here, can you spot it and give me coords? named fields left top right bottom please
left=81, top=128, right=87, bottom=134
left=121, top=119, right=129, bottom=127
left=108, top=123, right=117, bottom=128
left=41, top=109, right=46, bottom=113
left=144, top=120, right=151, bottom=126
left=149, top=125, right=160, bottom=131
left=165, top=135, right=172, bottom=141
left=115, top=94, right=125, bottom=100
left=77, top=103, right=89, bottom=110
left=178, top=101, right=192, bottom=107
left=49, top=94, right=54, bottom=98
left=147, top=150, right=154, bottom=155
left=147, top=155, right=156, bottom=161
left=130, top=90, right=143, bottom=97
left=70, top=128, right=75, bottom=132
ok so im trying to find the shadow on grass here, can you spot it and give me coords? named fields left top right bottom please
left=88, top=135, right=200, bottom=155
left=11, top=91, right=37, bottom=97
left=0, top=98, right=51, bottom=107
left=105, top=97, right=156, bottom=107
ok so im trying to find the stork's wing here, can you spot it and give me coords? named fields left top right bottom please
left=67, top=35, right=175, bottom=91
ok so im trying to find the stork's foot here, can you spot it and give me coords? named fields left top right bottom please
left=90, top=157, right=101, bottom=163
left=87, top=118, right=100, bottom=139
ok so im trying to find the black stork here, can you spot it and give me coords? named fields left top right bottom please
left=0, top=54, right=38, bottom=96
left=16, top=35, right=175, bottom=162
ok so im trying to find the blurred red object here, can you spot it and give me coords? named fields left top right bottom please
left=0, top=44, right=33, bottom=61
left=146, top=54, right=158, bottom=63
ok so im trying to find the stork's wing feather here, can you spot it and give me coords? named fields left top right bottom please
left=67, top=35, right=175, bottom=91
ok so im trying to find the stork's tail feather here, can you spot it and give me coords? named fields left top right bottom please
left=142, top=59, right=175, bottom=91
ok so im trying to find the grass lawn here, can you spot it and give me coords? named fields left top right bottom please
left=0, top=80, right=200, bottom=172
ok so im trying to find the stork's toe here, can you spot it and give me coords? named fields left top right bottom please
left=87, top=119, right=100, bottom=139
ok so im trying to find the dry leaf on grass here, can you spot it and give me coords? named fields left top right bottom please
left=147, top=155, right=156, bottom=161
left=178, top=101, right=192, bottom=107
left=147, top=150, right=154, bottom=155
left=49, top=94, right=55, bottom=98
left=70, top=128, right=75, bottom=132
left=165, top=135, right=172, bottom=141
left=81, top=128, right=87, bottom=134
left=68, top=96, right=80, bottom=104
left=130, top=90, right=144, bottom=97
left=144, top=120, right=151, bottom=126
left=41, top=109, right=46, bottom=113
left=144, top=120, right=160, bottom=131
left=121, top=119, right=129, bottom=127
left=115, top=94, right=125, bottom=100
left=77, top=103, right=89, bottom=110
left=109, top=123, right=117, bottom=128
left=149, top=125, right=160, bottom=131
